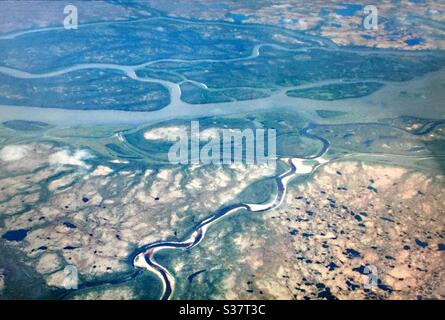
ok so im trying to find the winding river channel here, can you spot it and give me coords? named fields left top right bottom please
left=127, top=113, right=337, bottom=300
left=52, top=120, right=332, bottom=300
left=54, top=117, right=445, bottom=300
left=62, top=115, right=443, bottom=300
left=0, top=12, right=443, bottom=127
left=1, top=11, right=444, bottom=300
left=132, top=157, right=302, bottom=300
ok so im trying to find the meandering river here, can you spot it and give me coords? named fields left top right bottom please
left=1, top=12, right=444, bottom=300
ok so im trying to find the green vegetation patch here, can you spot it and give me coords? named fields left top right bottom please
left=124, top=111, right=320, bottom=162
left=286, top=82, right=384, bottom=101
left=2, top=120, right=50, bottom=131
left=0, top=69, right=170, bottom=112
left=180, top=82, right=233, bottom=104
left=315, top=110, right=348, bottom=119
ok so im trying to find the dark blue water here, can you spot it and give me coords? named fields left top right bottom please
left=317, top=285, right=337, bottom=300
left=415, top=239, right=428, bottom=248
left=187, top=269, right=206, bottom=283
left=63, top=222, right=77, bottom=229
left=2, top=229, right=28, bottom=241
left=362, top=34, right=375, bottom=40
left=345, top=248, right=361, bottom=259
left=335, top=3, right=363, bottom=16
left=326, top=262, right=338, bottom=271
left=405, top=38, right=424, bottom=46
left=363, top=139, right=374, bottom=147
left=352, top=265, right=367, bottom=274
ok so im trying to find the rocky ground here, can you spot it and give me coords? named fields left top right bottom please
left=0, top=142, right=276, bottom=293
left=213, top=160, right=445, bottom=300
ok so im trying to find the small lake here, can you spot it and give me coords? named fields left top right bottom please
left=2, top=229, right=29, bottom=241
